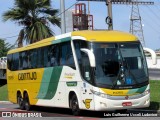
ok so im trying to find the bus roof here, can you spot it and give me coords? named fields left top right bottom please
left=72, top=30, right=138, bottom=42
left=8, top=30, right=138, bottom=54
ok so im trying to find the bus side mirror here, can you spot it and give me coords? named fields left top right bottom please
left=80, top=48, right=95, bottom=67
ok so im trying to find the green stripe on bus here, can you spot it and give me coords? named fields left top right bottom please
left=127, top=85, right=147, bottom=95
left=52, top=37, right=71, bottom=44
left=37, top=66, right=63, bottom=99
left=36, top=68, right=53, bottom=99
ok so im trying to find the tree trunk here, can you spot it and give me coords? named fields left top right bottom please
left=17, top=29, right=24, bottom=48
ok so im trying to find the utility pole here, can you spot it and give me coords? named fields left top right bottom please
left=106, top=0, right=113, bottom=30
left=60, top=0, right=66, bottom=34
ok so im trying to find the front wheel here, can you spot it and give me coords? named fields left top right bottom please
left=70, top=94, right=80, bottom=116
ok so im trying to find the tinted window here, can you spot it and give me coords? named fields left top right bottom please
left=8, top=42, right=75, bottom=70
left=60, top=42, right=75, bottom=69
left=22, top=52, right=28, bottom=69
left=19, top=52, right=23, bottom=69
left=7, top=54, right=12, bottom=70
left=44, top=46, right=50, bottom=67
left=50, top=45, right=59, bottom=66
left=12, top=53, right=19, bottom=70
left=37, top=48, right=44, bottom=68
left=30, top=49, right=37, bottom=68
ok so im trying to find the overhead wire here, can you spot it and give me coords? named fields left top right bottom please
left=140, top=5, right=160, bottom=33
left=56, top=1, right=79, bottom=17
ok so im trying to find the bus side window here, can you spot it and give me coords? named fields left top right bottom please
left=37, top=48, right=44, bottom=68
left=12, top=53, right=19, bottom=71
left=7, top=54, right=13, bottom=70
left=66, top=43, right=75, bottom=69
left=30, top=49, right=37, bottom=68
left=44, top=46, right=50, bottom=67
left=19, top=52, right=23, bottom=70
left=60, top=43, right=67, bottom=66
left=22, top=52, right=28, bottom=69
left=60, top=42, right=75, bottom=69
left=27, top=51, right=31, bottom=69
left=73, top=40, right=91, bottom=82
left=50, top=45, right=59, bottom=67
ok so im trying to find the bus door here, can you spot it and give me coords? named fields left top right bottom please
left=80, top=55, right=94, bottom=110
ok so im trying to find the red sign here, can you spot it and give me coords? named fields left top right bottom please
left=122, top=102, right=132, bottom=106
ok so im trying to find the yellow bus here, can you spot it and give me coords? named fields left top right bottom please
left=7, top=30, right=150, bottom=115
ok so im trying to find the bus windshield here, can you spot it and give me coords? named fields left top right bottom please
left=92, top=42, right=148, bottom=89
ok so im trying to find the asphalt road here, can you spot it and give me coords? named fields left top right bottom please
left=149, top=69, right=160, bottom=80
left=0, top=103, right=159, bottom=120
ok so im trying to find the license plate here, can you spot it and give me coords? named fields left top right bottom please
left=122, top=102, right=132, bottom=106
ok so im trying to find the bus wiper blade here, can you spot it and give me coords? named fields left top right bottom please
left=112, top=66, right=125, bottom=89
left=123, top=59, right=139, bottom=85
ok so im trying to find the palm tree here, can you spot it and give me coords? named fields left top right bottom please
left=2, top=0, right=60, bottom=46
left=0, top=39, right=14, bottom=57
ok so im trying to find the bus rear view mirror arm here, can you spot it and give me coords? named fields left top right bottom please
left=80, top=48, right=96, bottom=67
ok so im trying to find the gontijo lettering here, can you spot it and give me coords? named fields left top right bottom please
left=18, top=72, right=37, bottom=80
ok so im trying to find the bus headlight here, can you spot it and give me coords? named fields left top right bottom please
left=90, top=90, right=108, bottom=98
left=142, top=89, right=150, bottom=96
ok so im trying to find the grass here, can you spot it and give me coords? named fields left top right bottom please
left=0, top=84, right=8, bottom=101
left=0, top=80, right=159, bottom=110
left=146, top=80, right=160, bottom=110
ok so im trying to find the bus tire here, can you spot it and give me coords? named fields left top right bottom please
left=24, top=93, right=31, bottom=111
left=70, top=94, right=80, bottom=116
left=17, top=93, right=25, bottom=110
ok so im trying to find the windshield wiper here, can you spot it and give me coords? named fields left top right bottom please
left=112, top=65, right=125, bottom=88
left=123, top=59, right=139, bottom=85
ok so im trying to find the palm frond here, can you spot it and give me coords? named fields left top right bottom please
left=37, top=0, right=51, bottom=9
left=25, top=21, right=53, bottom=44
left=3, top=0, right=60, bottom=44
left=48, top=16, right=61, bottom=27
left=3, top=8, right=27, bottom=22
left=39, top=8, right=59, bottom=16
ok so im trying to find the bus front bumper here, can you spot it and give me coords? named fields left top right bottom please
left=94, top=94, right=150, bottom=111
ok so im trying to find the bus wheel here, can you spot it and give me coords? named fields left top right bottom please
left=17, top=94, right=25, bottom=110
left=70, top=94, right=80, bottom=116
left=24, top=93, right=31, bottom=111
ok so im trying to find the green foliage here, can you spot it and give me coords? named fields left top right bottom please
left=2, top=0, right=60, bottom=44
left=0, top=85, right=8, bottom=101
left=148, top=80, right=160, bottom=110
left=0, top=39, right=14, bottom=58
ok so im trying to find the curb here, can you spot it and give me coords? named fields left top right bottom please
left=0, top=101, right=12, bottom=104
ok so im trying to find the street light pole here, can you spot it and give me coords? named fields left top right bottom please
left=60, top=0, right=66, bottom=34
left=106, top=0, right=113, bottom=30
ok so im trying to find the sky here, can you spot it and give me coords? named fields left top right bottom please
left=0, top=0, right=160, bottom=50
